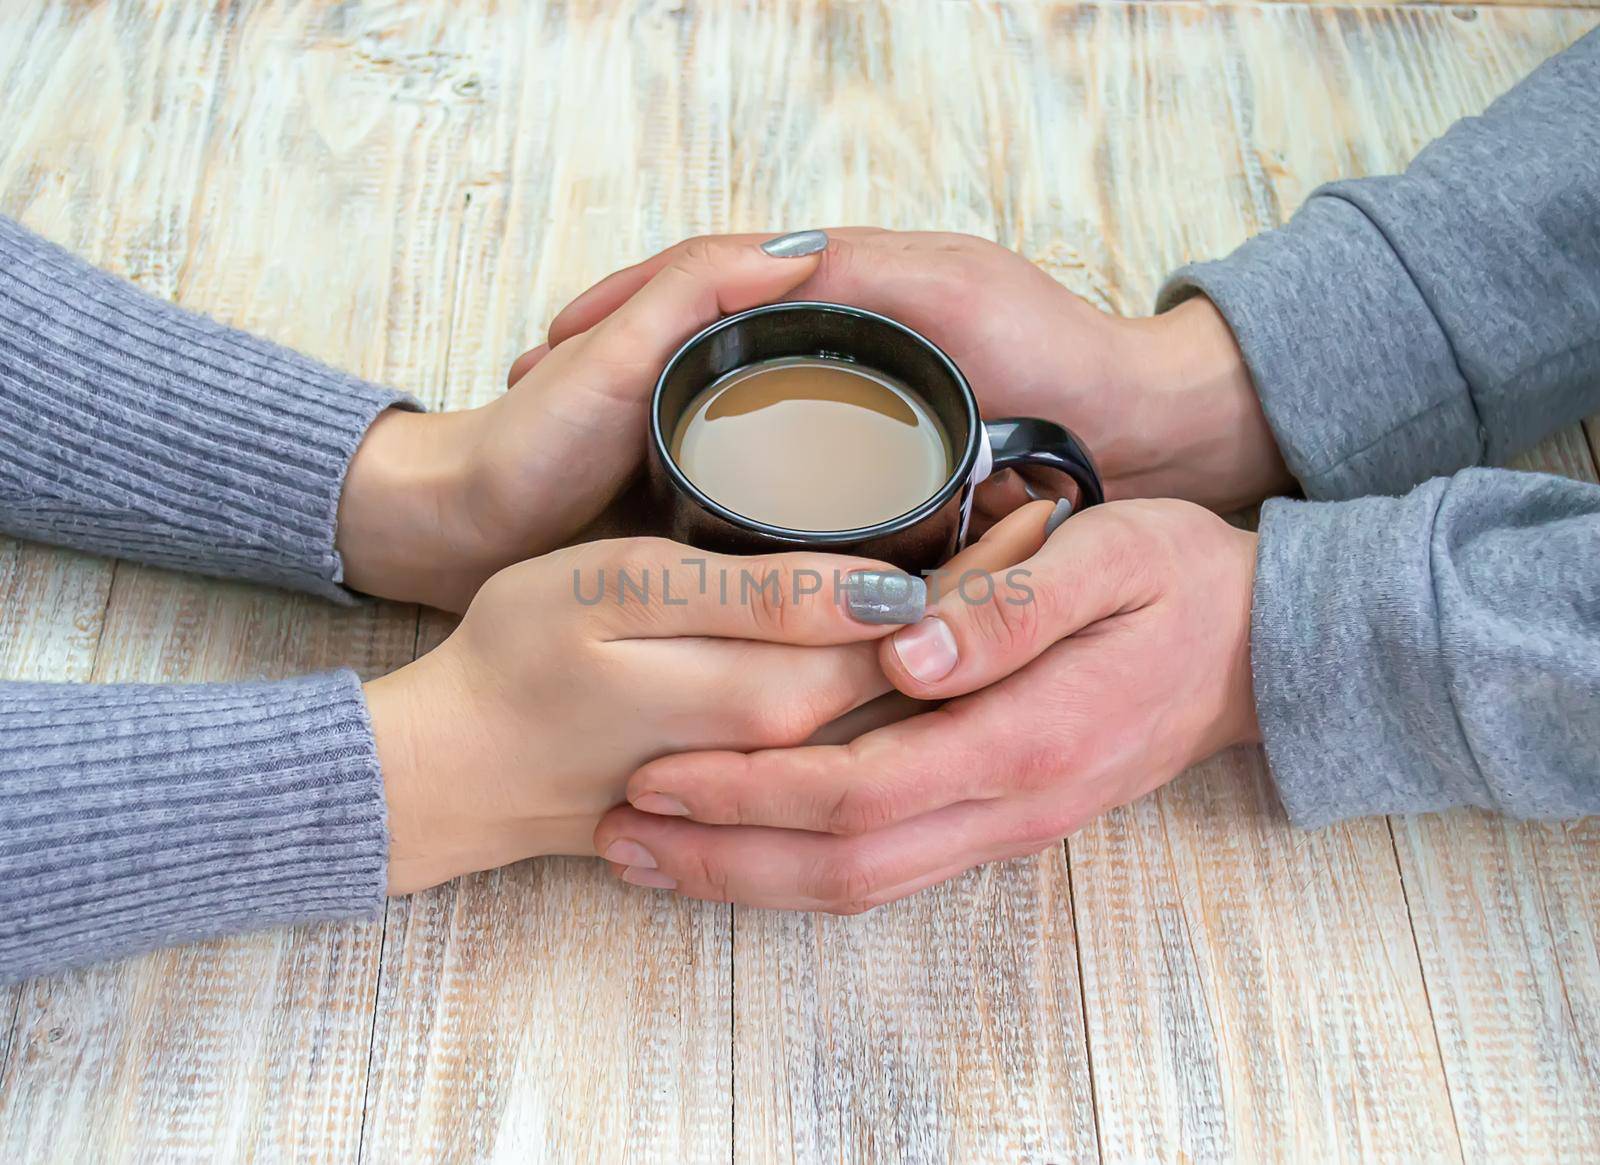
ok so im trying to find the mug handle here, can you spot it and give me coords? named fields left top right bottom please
left=983, top=417, right=1105, bottom=518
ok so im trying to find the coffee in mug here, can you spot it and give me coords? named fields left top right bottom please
left=649, top=301, right=1104, bottom=573
left=668, top=356, right=952, bottom=531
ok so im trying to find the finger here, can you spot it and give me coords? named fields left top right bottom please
left=624, top=692, right=1024, bottom=834
left=973, top=470, right=1039, bottom=526
left=554, top=231, right=827, bottom=350
left=573, top=539, right=927, bottom=646
left=548, top=254, right=669, bottom=346
left=547, top=227, right=890, bottom=344
left=804, top=690, right=929, bottom=746
left=625, top=637, right=892, bottom=752
left=594, top=796, right=1043, bottom=912
left=620, top=508, right=1052, bottom=827
left=791, top=503, right=1052, bottom=748
left=881, top=503, right=1159, bottom=700
left=506, top=342, right=551, bottom=387
left=939, top=498, right=1054, bottom=579
left=574, top=234, right=834, bottom=374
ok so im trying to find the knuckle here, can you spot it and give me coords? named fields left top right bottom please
left=827, top=895, right=879, bottom=917
left=1010, top=741, right=1068, bottom=795
left=590, top=535, right=671, bottom=574
left=745, top=572, right=797, bottom=639
left=626, top=534, right=679, bottom=562
left=813, top=237, right=854, bottom=284
left=967, top=589, right=1045, bottom=660
left=1009, top=807, right=1073, bottom=852
left=593, top=301, right=658, bottom=357
left=690, top=848, right=733, bottom=903
left=677, top=235, right=716, bottom=267
left=928, top=230, right=984, bottom=253
left=813, top=849, right=882, bottom=912
left=1089, top=512, right=1157, bottom=592
left=823, top=784, right=893, bottom=836
left=737, top=691, right=814, bottom=749
left=472, top=560, right=527, bottom=610
left=736, top=647, right=875, bottom=749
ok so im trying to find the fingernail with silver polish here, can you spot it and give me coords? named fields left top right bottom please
left=844, top=571, right=927, bottom=625
left=760, top=229, right=829, bottom=258
left=1043, top=497, right=1074, bottom=538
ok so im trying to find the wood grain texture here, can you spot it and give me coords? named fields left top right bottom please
left=1385, top=422, right=1600, bottom=1164
left=718, top=7, right=1103, bottom=1160
left=1244, top=0, right=1600, bottom=10
left=0, top=3, right=425, bottom=1159
left=999, top=6, right=1479, bottom=1161
left=0, top=2, right=1597, bottom=1163
left=351, top=9, right=737, bottom=1161
left=1074, top=754, right=1460, bottom=1162
left=1213, top=13, right=1600, bottom=1162
left=734, top=859, right=1097, bottom=1164
left=0, top=2, right=210, bottom=1145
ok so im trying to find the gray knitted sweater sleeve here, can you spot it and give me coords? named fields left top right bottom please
left=0, top=217, right=411, bottom=981
left=1160, top=30, right=1600, bottom=826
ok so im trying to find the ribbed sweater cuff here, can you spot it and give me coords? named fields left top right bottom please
left=0, top=216, right=419, bottom=602
left=1157, top=194, right=1483, bottom=501
left=0, top=670, right=387, bottom=983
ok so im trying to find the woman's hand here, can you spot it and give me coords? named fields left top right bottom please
left=362, top=537, right=925, bottom=895
left=334, top=237, right=829, bottom=612
left=539, top=228, right=1291, bottom=514
left=592, top=500, right=1260, bottom=912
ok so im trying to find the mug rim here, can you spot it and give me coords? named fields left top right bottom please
left=650, top=300, right=981, bottom=544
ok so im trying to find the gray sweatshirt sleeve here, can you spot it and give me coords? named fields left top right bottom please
left=1252, top=476, right=1600, bottom=828
left=0, top=219, right=406, bottom=980
left=1159, top=29, right=1600, bottom=500
left=1159, top=31, right=1600, bottom=825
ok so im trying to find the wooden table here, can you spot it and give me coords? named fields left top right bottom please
left=2, top=2, right=1597, bottom=1161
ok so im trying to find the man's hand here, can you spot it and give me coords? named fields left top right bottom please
left=335, top=237, right=829, bottom=612
left=536, top=228, right=1291, bottom=514
left=592, top=500, right=1261, bottom=913
left=368, top=537, right=919, bottom=896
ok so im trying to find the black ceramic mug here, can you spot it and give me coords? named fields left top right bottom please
left=647, top=301, right=1103, bottom=574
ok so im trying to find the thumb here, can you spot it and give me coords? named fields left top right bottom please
left=579, top=233, right=829, bottom=365
left=879, top=503, right=1155, bottom=699
left=506, top=342, right=550, bottom=387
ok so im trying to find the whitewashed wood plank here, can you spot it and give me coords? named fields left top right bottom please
left=0, top=1, right=459, bottom=1158
left=1386, top=423, right=1600, bottom=1163
left=1075, top=755, right=1459, bottom=1161
left=1393, top=811, right=1600, bottom=1162
left=0, top=1, right=1595, bottom=1161
left=363, top=862, right=733, bottom=1162
left=735, top=858, right=1096, bottom=1164
left=358, top=6, right=736, bottom=1160
left=1219, top=11, right=1600, bottom=1161
left=720, top=5, right=1101, bottom=1162
left=0, top=0, right=227, bottom=1127
left=1033, top=5, right=1534, bottom=1160
left=1217, top=0, right=1599, bottom=10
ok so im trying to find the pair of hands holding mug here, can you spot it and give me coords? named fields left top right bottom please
left=345, top=230, right=1282, bottom=908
